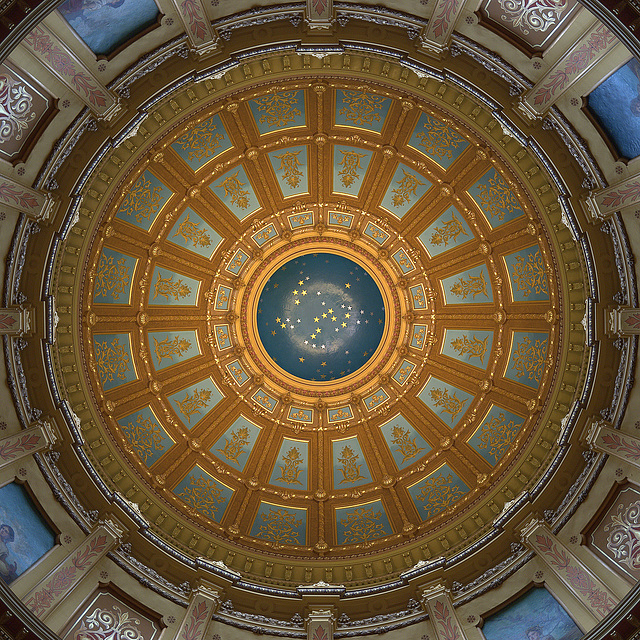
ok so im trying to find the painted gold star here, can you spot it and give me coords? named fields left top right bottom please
left=295, top=299, right=300, bottom=305
left=302, top=290, right=307, bottom=296
left=276, top=317, right=281, bottom=323
left=341, top=322, right=347, bottom=327
left=293, top=289, right=298, bottom=295
left=345, top=283, right=351, bottom=288
left=328, top=308, right=333, bottom=314
left=311, top=333, right=316, bottom=339
left=299, top=357, right=305, bottom=362
left=271, top=330, right=276, bottom=336
left=273, top=283, right=279, bottom=288
left=316, top=327, right=321, bottom=333
left=314, top=317, right=320, bottom=323
left=345, top=313, right=351, bottom=318
left=298, top=280, right=304, bottom=285
left=281, top=322, right=286, bottom=328
left=322, top=313, right=327, bottom=318
left=332, top=316, right=337, bottom=321
left=321, top=361, right=327, bottom=367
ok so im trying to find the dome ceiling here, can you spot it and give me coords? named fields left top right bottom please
left=5, top=1, right=634, bottom=627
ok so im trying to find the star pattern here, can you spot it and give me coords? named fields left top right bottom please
left=257, top=254, right=385, bottom=380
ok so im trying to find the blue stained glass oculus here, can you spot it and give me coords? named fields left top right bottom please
left=257, top=253, right=385, bottom=381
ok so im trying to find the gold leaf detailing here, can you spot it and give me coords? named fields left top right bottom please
left=216, top=327, right=230, bottom=348
left=412, top=287, right=425, bottom=307
left=177, top=475, right=225, bottom=519
left=95, top=254, right=130, bottom=300
left=337, top=150, right=367, bottom=187
left=275, top=447, right=304, bottom=485
left=392, top=169, right=425, bottom=207
left=415, top=115, right=465, bottom=160
left=511, top=336, right=547, bottom=384
left=153, top=335, right=191, bottom=364
left=391, top=425, right=425, bottom=464
left=122, top=414, right=164, bottom=462
left=119, top=174, right=163, bottom=223
left=274, top=150, right=303, bottom=188
left=415, top=472, right=466, bottom=519
left=217, top=170, right=250, bottom=209
left=227, top=362, right=246, bottom=384
left=339, top=506, right=386, bottom=544
left=253, top=91, right=301, bottom=128
left=153, top=273, right=192, bottom=301
left=95, top=337, right=131, bottom=386
left=478, top=413, right=519, bottom=461
left=476, top=172, right=519, bottom=221
left=450, top=335, right=489, bottom=363
left=256, top=507, right=303, bottom=544
left=450, top=270, right=488, bottom=299
left=174, top=117, right=224, bottom=161
left=412, top=326, right=426, bottom=348
left=331, top=408, right=351, bottom=420
left=428, top=387, right=468, bottom=422
left=430, top=212, right=468, bottom=246
left=216, top=427, right=250, bottom=465
left=173, top=213, right=211, bottom=248
left=337, top=445, right=366, bottom=484
left=511, top=249, right=548, bottom=297
left=395, top=362, right=413, bottom=384
left=175, top=388, right=212, bottom=424
left=339, top=90, right=386, bottom=126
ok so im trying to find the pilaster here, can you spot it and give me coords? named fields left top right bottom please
left=419, top=0, right=466, bottom=56
left=0, top=421, right=57, bottom=470
left=175, top=582, right=221, bottom=640
left=420, top=582, right=468, bottom=640
left=521, top=519, right=617, bottom=621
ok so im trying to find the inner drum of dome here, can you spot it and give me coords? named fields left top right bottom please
left=256, top=253, right=385, bottom=381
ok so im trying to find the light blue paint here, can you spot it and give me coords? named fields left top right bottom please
left=441, top=265, right=493, bottom=305
left=167, top=208, right=222, bottom=260
left=505, top=331, right=549, bottom=389
left=115, top=170, right=172, bottom=232
left=118, top=406, right=174, bottom=467
left=335, top=90, right=391, bottom=133
left=270, top=438, right=309, bottom=489
left=393, top=359, right=416, bottom=385
left=93, top=248, right=137, bottom=304
left=588, top=59, right=640, bottom=160
left=392, top=248, right=415, bottom=274
left=287, top=212, right=313, bottom=229
left=335, top=500, right=392, bottom=545
left=328, top=211, right=354, bottom=228
left=410, top=284, right=427, bottom=310
left=171, top=114, right=232, bottom=171
left=252, top=389, right=278, bottom=413
left=363, top=222, right=389, bottom=245
left=210, top=415, right=261, bottom=471
left=214, top=285, right=232, bottom=311
left=380, top=163, right=431, bottom=218
left=209, top=165, right=260, bottom=219
left=268, top=146, right=309, bottom=197
left=441, top=329, right=493, bottom=370
left=251, top=502, right=307, bottom=545
left=332, top=145, right=373, bottom=196
left=93, top=333, right=136, bottom=390
left=149, top=267, right=201, bottom=306
left=410, top=324, right=428, bottom=350
left=467, top=405, right=525, bottom=466
left=379, top=414, right=431, bottom=470
left=408, top=112, right=469, bottom=169
left=408, top=463, right=469, bottom=521
left=226, top=359, right=250, bottom=386
left=173, top=466, right=233, bottom=523
left=226, top=249, right=250, bottom=276
left=252, top=223, right=278, bottom=246
left=148, top=330, right=200, bottom=371
left=249, top=90, right=306, bottom=135
left=418, top=377, right=474, bottom=428
left=328, top=406, right=353, bottom=422
left=504, top=245, right=549, bottom=302
left=419, top=206, right=473, bottom=257
left=468, top=168, right=524, bottom=228
left=363, top=388, right=389, bottom=411
left=332, top=436, right=371, bottom=488
left=0, top=482, right=55, bottom=583
left=168, top=377, right=223, bottom=429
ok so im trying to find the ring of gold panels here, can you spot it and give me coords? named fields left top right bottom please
left=68, top=73, right=584, bottom=569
